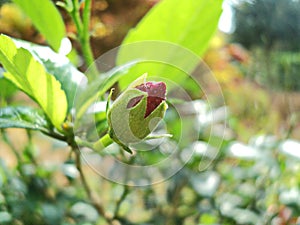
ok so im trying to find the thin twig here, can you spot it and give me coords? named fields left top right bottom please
left=166, top=177, right=188, bottom=225
left=73, top=145, right=113, bottom=224
left=113, top=185, right=130, bottom=219
left=25, top=130, right=38, bottom=166
left=112, top=156, right=136, bottom=220
left=42, top=130, right=67, bottom=142
left=1, top=129, right=22, bottom=166
left=74, top=148, right=92, bottom=199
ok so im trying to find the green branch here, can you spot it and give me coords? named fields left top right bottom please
left=70, top=0, right=98, bottom=79
left=81, top=0, right=94, bottom=66
left=70, top=0, right=83, bottom=33
left=73, top=145, right=113, bottom=224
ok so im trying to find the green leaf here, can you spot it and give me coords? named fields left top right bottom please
left=0, top=34, right=67, bottom=130
left=0, top=68, right=17, bottom=99
left=11, top=38, right=86, bottom=113
left=0, top=106, right=50, bottom=132
left=42, top=60, right=83, bottom=113
left=12, top=0, right=66, bottom=52
left=122, top=0, right=222, bottom=55
left=117, top=0, right=223, bottom=88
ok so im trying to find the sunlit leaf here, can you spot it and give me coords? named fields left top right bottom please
left=12, top=38, right=85, bottom=112
left=0, top=35, right=67, bottom=130
left=12, top=0, right=66, bottom=52
left=117, top=0, right=223, bottom=88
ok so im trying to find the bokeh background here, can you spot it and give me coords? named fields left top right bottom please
left=0, top=0, right=300, bottom=224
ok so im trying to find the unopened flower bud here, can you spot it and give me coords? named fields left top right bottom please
left=107, top=77, right=167, bottom=148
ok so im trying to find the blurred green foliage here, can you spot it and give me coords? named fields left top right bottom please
left=0, top=0, right=10, bottom=6
left=12, top=0, right=66, bottom=52
left=232, top=0, right=300, bottom=91
left=249, top=49, right=300, bottom=91
left=232, top=0, right=300, bottom=51
left=0, top=0, right=300, bottom=225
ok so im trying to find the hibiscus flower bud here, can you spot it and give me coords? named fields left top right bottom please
left=107, top=77, right=167, bottom=149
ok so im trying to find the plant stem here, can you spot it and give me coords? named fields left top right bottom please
left=71, top=0, right=83, bottom=33
left=74, top=148, right=91, bottom=199
left=1, top=129, right=22, bottom=167
left=112, top=156, right=136, bottom=220
left=81, top=0, right=94, bottom=66
left=94, top=133, right=114, bottom=151
left=113, top=185, right=130, bottom=219
left=72, top=145, right=113, bottom=224
left=70, top=0, right=98, bottom=79
left=75, top=133, right=113, bottom=153
left=166, top=177, right=188, bottom=225
left=42, top=131, right=67, bottom=142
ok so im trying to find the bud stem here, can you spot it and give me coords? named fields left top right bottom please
left=93, top=133, right=114, bottom=151
left=75, top=133, right=114, bottom=153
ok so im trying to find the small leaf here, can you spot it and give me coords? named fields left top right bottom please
left=0, top=106, right=50, bottom=132
left=56, top=0, right=74, bottom=12
left=12, top=0, right=66, bottom=52
left=0, top=35, right=68, bottom=130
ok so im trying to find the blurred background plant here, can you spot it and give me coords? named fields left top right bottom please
left=0, top=0, right=300, bottom=225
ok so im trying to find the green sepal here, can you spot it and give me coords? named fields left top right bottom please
left=129, top=95, right=167, bottom=140
left=145, top=133, right=173, bottom=140
left=108, top=128, right=133, bottom=154
left=106, top=88, right=114, bottom=117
